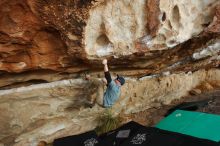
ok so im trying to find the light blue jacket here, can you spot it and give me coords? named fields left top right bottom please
left=103, top=80, right=120, bottom=107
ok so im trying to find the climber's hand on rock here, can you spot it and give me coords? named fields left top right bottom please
left=102, top=59, right=107, bottom=65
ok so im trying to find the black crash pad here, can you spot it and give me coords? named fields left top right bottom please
left=97, top=121, right=145, bottom=146
left=53, top=121, right=219, bottom=146
left=53, top=130, right=99, bottom=146
left=120, top=127, right=219, bottom=146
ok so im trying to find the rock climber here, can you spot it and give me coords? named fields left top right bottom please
left=85, top=59, right=125, bottom=108
left=102, top=59, right=125, bottom=107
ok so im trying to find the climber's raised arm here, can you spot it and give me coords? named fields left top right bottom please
left=102, top=59, right=112, bottom=84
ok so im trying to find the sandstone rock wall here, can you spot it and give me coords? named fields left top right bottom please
left=0, top=0, right=74, bottom=73
left=0, top=0, right=219, bottom=76
left=0, top=69, right=220, bottom=146
left=0, top=0, right=220, bottom=145
left=84, top=0, right=148, bottom=58
left=152, top=0, right=219, bottom=48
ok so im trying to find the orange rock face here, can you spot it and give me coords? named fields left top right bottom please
left=205, top=5, right=220, bottom=34
left=146, top=0, right=160, bottom=37
left=0, top=0, right=73, bottom=73
left=0, top=0, right=219, bottom=84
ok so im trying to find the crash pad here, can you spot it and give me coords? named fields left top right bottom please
left=156, top=110, right=220, bottom=142
left=120, top=127, right=218, bottom=146
left=98, top=121, right=146, bottom=146
left=54, top=130, right=99, bottom=146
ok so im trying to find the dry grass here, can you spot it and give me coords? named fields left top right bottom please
left=95, top=109, right=122, bottom=135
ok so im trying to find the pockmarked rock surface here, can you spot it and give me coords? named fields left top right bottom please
left=0, top=0, right=219, bottom=78
left=0, top=0, right=220, bottom=145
